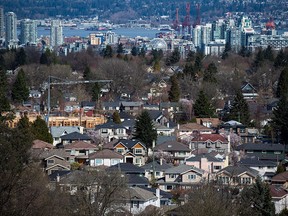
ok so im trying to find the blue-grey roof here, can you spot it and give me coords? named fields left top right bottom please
left=50, top=126, right=81, bottom=138
left=165, top=164, right=204, bottom=175
left=138, top=186, right=173, bottom=199
left=119, top=111, right=134, bottom=120
left=95, top=121, right=126, bottom=130
left=108, top=163, right=145, bottom=174
left=127, top=174, right=149, bottom=186
left=60, top=132, right=91, bottom=140
left=81, top=101, right=96, bottom=107
left=146, top=110, right=163, bottom=121
left=236, top=143, right=285, bottom=151
left=218, top=165, right=259, bottom=177
left=49, top=170, right=71, bottom=182
left=141, top=160, right=172, bottom=172
left=154, top=141, right=190, bottom=152
left=239, top=158, right=277, bottom=167
left=115, top=139, right=146, bottom=149
left=102, top=101, right=120, bottom=108
left=121, top=101, right=143, bottom=107
left=156, top=136, right=177, bottom=145
left=121, top=119, right=135, bottom=128
left=186, top=154, right=223, bottom=162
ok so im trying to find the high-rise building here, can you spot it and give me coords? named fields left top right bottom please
left=0, top=7, right=4, bottom=39
left=50, top=20, right=63, bottom=47
left=20, top=19, right=37, bottom=45
left=5, top=12, right=18, bottom=48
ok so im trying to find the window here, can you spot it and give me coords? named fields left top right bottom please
left=169, top=174, right=176, bottom=178
left=240, top=128, right=246, bottom=133
left=117, top=148, right=124, bottom=154
left=117, top=129, right=124, bottom=134
left=102, top=128, right=108, bottom=133
left=111, top=159, right=120, bottom=165
left=275, top=151, right=281, bottom=155
left=95, top=159, right=103, bottom=165
left=262, top=150, right=267, bottom=154
left=155, top=172, right=160, bottom=176
left=132, top=201, right=139, bottom=208
left=216, top=141, right=221, bottom=148
left=166, top=185, right=173, bottom=190
left=206, top=142, right=211, bottom=148
left=242, top=177, right=251, bottom=184
left=47, top=159, right=54, bottom=164
left=188, top=174, right=196, bottom=180
left=135, top=158, right=141, bottom=164
left=135, top=148, right=142, bottom=154
left=214, top=166, right=222, bottom=170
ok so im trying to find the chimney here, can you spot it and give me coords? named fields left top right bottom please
left=56, top=173, right=60, bottom=183
left=155, top=188, right=161, bottom=207
left=160, top=158, right=163, bottom=165
left=152, top=140, right=155, bottom=149
left=167, top=122, right=170, bottom=128
left=227, top=134, right=231, bottom=153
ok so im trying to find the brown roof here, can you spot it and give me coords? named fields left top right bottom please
left=64, top=141, right=97, bottom=150
left=31, top=149, right=69, bottom=160
left=102, top=139, right=119, bottom=150
left=178, top=123, right=213, bottom=131
left=196, top=118, right=222, bottom=128
left=191, top=134, right=228, bottom=143
left=89, top=149, right=123, bottom=159
left=272, top=171, right=288, bottom=183
left=32, top=139, right=53, bottom=149
left=270, top=185, right=288, bottom=198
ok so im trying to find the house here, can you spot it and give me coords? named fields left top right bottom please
left=120, top=101, right=143, bottom=114
left=123, top=187, right=160, bottom=214
left=113, top=139, right=147, bottom=166
left=32, top=139, right=53, bottom=150
left=107, top=163, right=149, bottom=187
left=137, top=186, right=174, bottom=206
left=190, top=134, right=230, bottom=154
left=50, top=126, right=83, bottom=146
left=271, top=171, right=288, bottom=187
left=241, top=82, right=258, bottom=100
left=185, top=153, right=228, bottom=177
left=216, top=165, right=259, bottom=186
left=31, top=149, right=70, bottom=175
left=95, top=121, right=129, bottom=142
left=102, top=101, right=120, bottom=111
left=89, top=149, right=124, bottom=167
left=64, top=141, right=97, bottom=164
left=141, top=160, right=172, bottom=181
left=156, top=164, right=204, bottom=192
left=154, top=141, right=191, bottom=165
left=29, top=89, right=42, bottom=99
left=235, top=143, right=285, bottom=161
left=60, top=132, right=92, bottom=145
left=154, top=123, right=175, bottom=136
left=270, top=185, right=288, bottom=214
left=196, top=118, right=222, bottom=128
left=238, top=158, right=277, bottom=181
left=177, top=123, right=213, bottom=139
left=81, top=101, right=96, bottom=111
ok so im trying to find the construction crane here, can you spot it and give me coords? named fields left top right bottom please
left=182, top=2, right=191, bottom=35
left=46, top=76, right=112, bottom=125
left=172, top=7, right=180, bottom=34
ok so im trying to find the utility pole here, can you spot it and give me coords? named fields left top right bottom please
left=46, top=76, right=112, bottom=126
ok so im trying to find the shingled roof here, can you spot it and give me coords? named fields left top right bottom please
left=89, top=149, right=123, bottom=159
left=64, top=141, right=97, bottom=150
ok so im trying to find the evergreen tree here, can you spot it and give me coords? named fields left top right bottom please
left=221, top=42, right=231, bottom=60
left=103, top=45, right=113, bottom=58
left=276, top=163, right=286, bottom=174
left=263, top=45, right=274, bottom=61
left=272, top=96, right=288, bottom=144
left=253, top=48, right=264, bottom=69
left=183, top=63, right=196, bottom=80
left=131, top=46, right=138, bottom=56
left=31, top=116, right=53, bottom=143
left=193, top=90, right=215, bottom=118
left=11, top=69, right=29, bottom=103
left=274, top=49, right=286, bottom=68
left=15, top=47, right=27, bottom=66
left=112, top=111, right=121, bottom=124
left=203, top=62, right=218, bottom=83
left=83, top=65, right=92, bottom=80
left=91, top=83, right=101, bottom=102
left=166, top=48, right=181, bottom=66
left=0, top=68, right=10, bottom=115
left=40, top=48, right=52, bottom=65
left=123, top=54, right=129, bottom=61
left=238, top=177, right=275, bottom=216
left=116, top=43, right=124, bottom=54
left=168, top=74, right=180, bottom=102
left=229, top=91, right=250, bottom=125
left=133, top=110, right=157, bottom=149
left=239, top=46, right=251, bottom=57
left=186, top=50, right=195, bottom=62
left=276, top=67, right=288, bottom=98
left=139, top=47, right=146, bottom=57
left=194, top=55, right=202, bottom=73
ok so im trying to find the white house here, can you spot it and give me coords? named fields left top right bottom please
left=89, top=149, right=124, bottom=167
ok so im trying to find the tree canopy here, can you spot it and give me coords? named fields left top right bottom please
left=168, top=74, right=180, bottom=102
left=133, top=110, right=157, bottom=149
left=228, top=91, right=250, bottom=125
left=31, top=116, right=53, bottom=143
left=11, top=69, right=29, bottom=103
left=112, top=111, right=121, bottom=124
left=193, top=90, right=215, bottom=118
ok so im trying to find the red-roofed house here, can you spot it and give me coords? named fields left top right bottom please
left=190, top=134, right=230, bottom=154
left=271, top=171, right=288, bottom=187
left=64, top=141, right=97, bottom=164
left=32, top=139, right=53, bottom=150
left=270, top=185, right=288, bottom=214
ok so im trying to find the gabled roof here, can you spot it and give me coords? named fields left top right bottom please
left=114, top=139, right=146, bottom=149
left=31, top=149, right=69, bottom=159
left=217, top=165, right=258, bottom=177
left=241, top=82, right=257, bottom=93
left=32, top=139, right=53, bottom=149
left=119, top=111, right=134, bottom=120
left=50, top=126, right=81, bottom=138
left=272, top=171, right=288, bottom=182
left=236, top=143, right=285, bottom=151
left=64, top=141, right=97, bottom=150
left=154, top=141, right=190, bottom=152
left=138, top=186, right=173, bottom=199
left=60, top=132, right=91, bottom=141
left=186, top=153, right=223, bottom=162
left=164, top=164, right=204, bottom=175
left=121, top=101, right=143, bottom=107
left=48, top=170, right=71, bottom=182
left=178, top=123, right=213, bottom=131
left=128, top=186, right=157, bottom=201
left=238, top=158, right=277, bottom=167
left=95, top=121, right=126, bottom=130
left=102, top=101, right=120, bottom=108
left=191, top=134, right=228, bottom=143
left=89, top=149, right=123, bottom=159
left=146, top=110, right=163, bottom=121
left=141, top=160, right=172, bottom=172
left=269, top=185, right=288, bottom=199
left=127, top=174, right=149, bottom=186
left=156, top=135, right=177, bottom=145
left=108, top=163, right=145, bottom=174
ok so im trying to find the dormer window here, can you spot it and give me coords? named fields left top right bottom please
left=206, top=141, right=211, bottom=148
left=216, top=141, right=221, bottom=148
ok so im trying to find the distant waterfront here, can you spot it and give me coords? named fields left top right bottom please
left=38, top=27, right=161, bottom=39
